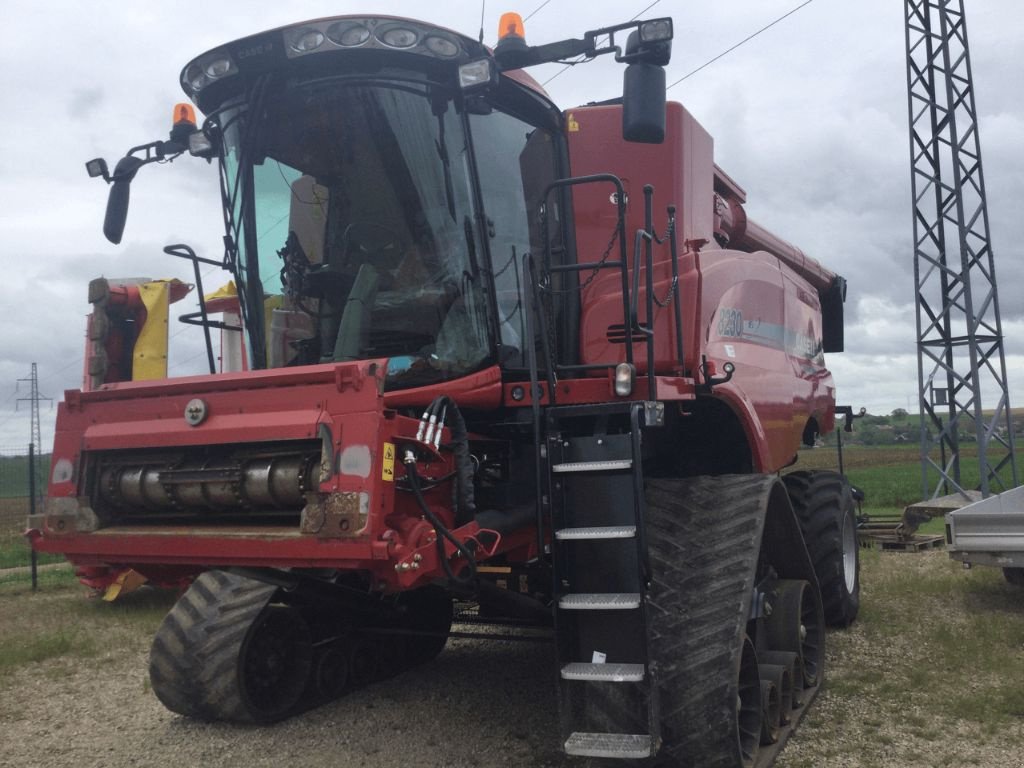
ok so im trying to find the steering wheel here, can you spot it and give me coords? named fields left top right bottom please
left=342, top=222, right=405, bottom=272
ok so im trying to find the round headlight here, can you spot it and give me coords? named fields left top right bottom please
left=379, top=27, right=419, bottom=49
left=205, top=57, right=233, bottom=79
left=291, top=28, right=325, bottom=53
left=424, top=35, right=459, bottom=58
left=185, top=64, right=206, bottom=91
left=327, top=22, right=371, bottom=47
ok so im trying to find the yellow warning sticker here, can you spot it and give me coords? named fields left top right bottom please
left=567, top=113, right=580, bottom=132
left=382, top=442, right=395, bottom=482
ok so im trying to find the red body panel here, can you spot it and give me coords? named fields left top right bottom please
left=567, top=102, right=835, bottom=471
left=37, top=360, right=539, bottom=590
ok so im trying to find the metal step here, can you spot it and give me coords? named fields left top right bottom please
left=564, top=732, right=653, bottom=759
left=561, top=662, right=645, bottom=682
left=559, top=593, right=641, bottom=610
left=555, top=525, right=637, bottom=540
left=551, top=459, right=632, bottom=474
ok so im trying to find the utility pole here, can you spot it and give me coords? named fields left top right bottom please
left=16, top=363, right=52, bottom=502
left=904, top=0, right=1017, bottom=499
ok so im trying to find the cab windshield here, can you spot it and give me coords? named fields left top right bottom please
left=222, top=76, right=492, bottom=388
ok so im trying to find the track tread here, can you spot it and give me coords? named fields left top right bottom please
left=149, top=570, right=279, bottom=723
left=783, top=471, right=860, bottom=627
left=645, top=475, right=773, bottom=768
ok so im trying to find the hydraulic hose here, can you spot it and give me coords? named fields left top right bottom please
left=403, top=456, right=477, bottom=587
left=418, top=395, right=476, bottom=525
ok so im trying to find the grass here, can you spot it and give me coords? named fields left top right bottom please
left=0, top=629, right=94, bottom=676
left=2, top=549, right=1021, bottom=767
left=1, top=497, right=68, bottom=569
left=778, top=547, right=1024, bottom=767
left=0, top=581, right=176, bottom=690
left=0, top=563, right=78, bottom=591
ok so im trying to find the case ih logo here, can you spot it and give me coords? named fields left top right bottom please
left=237, top=41, right=275, bottom=60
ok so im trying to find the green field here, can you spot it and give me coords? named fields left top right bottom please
left=0, top=497, right=62, bottom=571
left=791, top=443, right=1022, bottom=513
left=0, top=454, right=49, bottom=498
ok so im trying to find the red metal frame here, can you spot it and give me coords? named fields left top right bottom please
left=35, top=93, right=839, bottom=591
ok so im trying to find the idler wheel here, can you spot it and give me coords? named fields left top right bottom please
left=240, top=606, right=314, bottom=721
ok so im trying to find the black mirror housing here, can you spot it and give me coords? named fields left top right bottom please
left=102, top=155, right=146, bottom=244
left=821, top=276, right=847, bottom=353
left=622, top=62, right=666, bottom=143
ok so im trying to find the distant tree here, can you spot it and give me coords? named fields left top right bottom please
left=891, top=408, right=909, bottom=421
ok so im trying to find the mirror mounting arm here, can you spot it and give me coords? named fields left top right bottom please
left=91, top=137, right=188, bottom=244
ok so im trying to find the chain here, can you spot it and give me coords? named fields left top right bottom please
left=542, top=220, right=623, bottom=296
left=649, top=217, right=677, bottom=307
left=652, top=275, right=678, bottom=308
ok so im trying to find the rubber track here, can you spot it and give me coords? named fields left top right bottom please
left=149, top=570, right=277, bottom=722
left=782, top=471, right=858, bottom=627
left=645, top=475, right=774, bottom=768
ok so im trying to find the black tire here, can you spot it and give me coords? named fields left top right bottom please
left=149, top=569, right=313, bottom=723
left=395, top=585, right=454, bottom=665
left=1003, top=567, right=1024, bottom=586
left=783, top=470, right=860, bottom=627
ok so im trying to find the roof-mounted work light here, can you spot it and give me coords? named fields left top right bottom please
left=86, top=158, right=110, bottom=180
left=459, top=58, right=497, bottom=90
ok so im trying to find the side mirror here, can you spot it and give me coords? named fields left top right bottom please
left=103, top=155, right=145, bottom=244
left=622, top=62, right=666, bottom=143
left=821, top=276, right=847, bottom=353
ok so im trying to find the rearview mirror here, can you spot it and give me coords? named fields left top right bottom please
left=102, top=155, right=145, bottom=244
left=622, top=62, right=666, bottom=143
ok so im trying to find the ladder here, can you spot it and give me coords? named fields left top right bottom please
left=546, top=401, right=662, bottom=759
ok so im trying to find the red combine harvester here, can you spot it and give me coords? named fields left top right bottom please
left=31, top=12, right=859, bottom=767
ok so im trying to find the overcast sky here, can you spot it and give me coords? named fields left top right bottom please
left=0, top=0, right=1021, bottom=449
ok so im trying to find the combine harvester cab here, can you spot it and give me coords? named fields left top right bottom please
left=30, top=11, right=860, bottom=767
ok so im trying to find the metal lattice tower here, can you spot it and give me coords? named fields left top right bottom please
left=16, top=363, right=52, bottom=500
left=904, top=0, right=1017, bottom=498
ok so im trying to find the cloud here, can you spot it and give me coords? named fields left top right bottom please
left=1, top=0, right=1021, bottom=452
left=67, top=87, right=106, bottom=121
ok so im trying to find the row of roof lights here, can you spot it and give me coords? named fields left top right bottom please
left=286, top=22, right=461, bottom=59
left=183, top=20, right=465, bottom=95
left=185, top=56, right=235, bottom=93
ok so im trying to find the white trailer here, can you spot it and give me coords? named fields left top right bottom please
left=945, top=485, right=1024, bottom=585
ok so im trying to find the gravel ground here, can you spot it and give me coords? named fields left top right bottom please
left=2, top=551, right=1024, bottom=768
left=1, top=612, right=567, bottom=768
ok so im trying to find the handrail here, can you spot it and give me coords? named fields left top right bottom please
left=164, top=243, right=228, bottom=375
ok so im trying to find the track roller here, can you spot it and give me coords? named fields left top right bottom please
left=762, top=579, right=824, bottom=688
left=757, top=651, right=802, bottom=710
left=738, top=635, right=763, bottom=765
left=759, top=663, right=792, bottom=726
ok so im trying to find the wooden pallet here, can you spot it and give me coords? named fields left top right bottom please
left=858, top=531, right=945, bottom=552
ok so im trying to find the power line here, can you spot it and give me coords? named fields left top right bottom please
left=667, top=0, right=816, bottom=90
left=524, top=0, right=554, bottom=22
left=542, top=0, right=662, bottom=87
